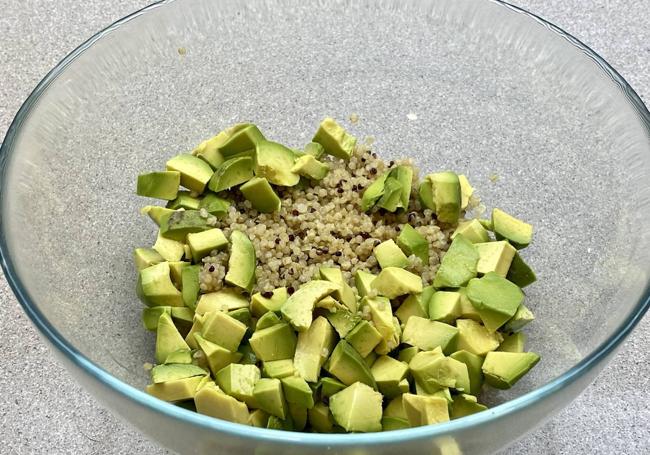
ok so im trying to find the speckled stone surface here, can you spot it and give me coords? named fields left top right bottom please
left=0, top=0, right=648, bottom=454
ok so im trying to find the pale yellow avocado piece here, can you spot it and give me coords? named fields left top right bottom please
left=253, top=378, right=288, bottom=419
left=361, top=296, right=394, bottom=343
left=196, top=288, right=249, bottom=314
left=200, top=310, right=247, bottom=351
left=451, top=219, right=490, bottom=244
left=311, top=117, right=357, bottom=160
left=482, top=351, right=540, bottom=389
left=475, top=241, right=516, bottom=277
left=384, top=395, right=408, bottom=420
left=354, top=270, right=377, bottom=298
left=428, top=291, right=461, bottom=324
left=194, top=382, right=250, bottom=424
left=370, top=355, right=409, bottom=398
left=166, top=154, right=214, bottom=193
left=249, top=323, right=297, bottom=361
left=458, top=174, right=474, bottom=210
left=455, top=318, right=503, bottom=356
left=184, top=313, right=206, bottom=349
left=281, top=280, right=340, bottom=331
left=194, top=333, right=242, bottom=376
left=192, top=131, right=227, bottom=169
left=329, top=382, right=382, bottom=432
left=319, top=267, right=358, bottom=312
left=402, top=393, right=450, bottom=427
left=374, top=316, right=402, bottom=355
left=137, top=262, right=184, bottom=307
left=250, top=287, right=288, bottom=317
left=371, top=267, right=423, bottom=299
left=373, top=239, right=409, bottom=269
left=248, top=409, right=270, bottom=428
left=408, top=349, right=444, bottom=393
left=291, top=154, right=329, bottom=180
left=225, top=230, right=256, bottom=291
left=146, top=375, right=204, bottom=402
left=402, top=317, right=458, bottom=354
left=345, top=320, right=383, bottom=358
left=216, top=363, right=261, bottom=407
left=294, top=316, right=336, bottom=382
left=187, top=228, right=228, bottom=263
left=155, top=312, right=190, bottom=364
left=140, top=205, right=177, bottom=226
left=153, top=231, right=185, bottom=262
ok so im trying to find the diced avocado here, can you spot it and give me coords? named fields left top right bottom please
left=507, top=252, right=537, bottom=288
left=249, top=323, right=297, bottom=361
left=167, top=261, right=188, bottom=288
left=159, top=210, right=211, bottom=242
left=137, top=171, right=180, bottom=200
left=150, top=364, right=206, bottom=387
left=239, top=177, right=281, bottom=213
left=166, top=191, right=202, bottom=210
left=384, top=395, right=408, bottom=420
left=166, top=154, right=214, bottom=193
left=425, top=387, right=453, bottom=404
left=215, top=363, right=261, bottom=406
left=374, top=316, right=401, bottom=355
left=373, top=239, right=409, bottom=269
left=184, top=313, right=206, bottom=349
left=134, top=248, right=165, bottom=271
left=262, top=359, right=295, bottom=379
left=198, top=193, right=231, bottom=216
left=458, top=174, right=474, bottom=210
left=418, top=178, right=435, bottom=211
left=312, top=117, right=356, bottom=160
left=217, top=123, right=265, bottom=158
left=256, top=311, right=283, bottom=330
left=281, top=280, right=339, bottom=331
left=475, top=241, right=516, bottom=277
left=163, top=349, right=193, bottom=365
left=393, top=165, right=413, bottom=209
left=208, top=156, right=255, bottom=192
left=138, top=262, right=184, bottom=307
left=326, top=340, right=377, bottom=388
left=142, top=306, right=170, bottom=331
left=228, top=308, right=252, bottom=327
left=491, top=208, right=533, bottom=249
left=402, top=393, right=450, bottom=427
left=153, top=231, right=185, bottom=262
left=371, top=267, right=423, bottom=299
left=455, top=318, right=503, bottom=356
left=146, top=375, right=204, bottom=402
left=466, top=272, right=524, bottom=332
left=196, top=288, right=249, bottom=314
left=364, top=350, right=379, bottom=368
left=398, top=346, right=420, bottom=364
left=503, top=304, right=535, bottom=332
left=181, top=265, right=200, bottom=309
left=192, top=132, right=227, bottom=169
left=140, top=205, right=177, bottom=226
left=288, top=402, right=308, bottom=430
left=370, top=355, right=409, bottom=398
left=183, top=244, right=192, bottom=261
left=254, top=140, right=300, bottom=186
left=248, top=409, right=270, bottom=428
left=303, top=141, right=325, bottom=159
left=186, top=228, right=228, bottom=263
left=498, top=332, right=526, bottom=353
left=428, top=291, right=461, bottom=324
left=194, top=333, right=242, bottom=376
left=200, top=310, right=247, bottom=351
left=457, top=287, right=482, bottom=321
left=423, top=356, right=470, bottom=392
left=266, top=415, right=293, bottom=430
left=482, top=351, right=540, bottom=389
left=382, top=416, right=410, bottom=431
left=397, top=224, right=429, bottom=264
left=376, top=177, right=403, bottom=212
left=225, top=231, right=256, bottom=291
left=433, top=234, right=479, bottom=289
left=250, top=287, right=287, bottom=317
left=450, top=350, right=485, bottom=396
left=318, top=267, right=357, bottom=312
left=194, top=382, right=250, bottom=424
left=319, top=377, right=346, bottom=398
left=329, top=382, right=382, bottom=432
left=450, top=394, right=487, bottom=419
left=294, top=316, right=336, bottom=382
left=419, top=172, right=461, bottom=224
left=156, top=312, right=191, bottom=364
left=361, top=296, right=394, bottom=342
left=291, top=155, right=329, bottom=180
left=324, top=306, right=360, bottom=338
left=402, top=317, right=458, bottom=354
left=409, top=350, right=445, bottom=393
left=452, top=219, right=490, bottom=244
left=354, top=270, right=377, bottom=298
left=238, top=343, right=258, bottom=365
left=395, top=293, right=427, bottom=324
left=479, top=219, right=493, bottom=231
left=281, top=376, right=315, bottom=409
left=345, top=320, right=382, bottom=358
left=253, top=378, right=288, bottom=419
left=309, top=402, right=334, bottom=433
left=170, top=305, right=194, bottom=324
left=361, top=172, right=389, bottom=212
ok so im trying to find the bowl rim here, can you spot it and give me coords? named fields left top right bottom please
left=1, top=0, right=649, bottom=447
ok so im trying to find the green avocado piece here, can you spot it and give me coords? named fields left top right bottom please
left=142, top=306, right=171, bottom=331
left=361, top=172, right=389, bottom=212
left=324, top=305, right=361, bottom=338
left=281, top=376, right=315, bottom=409
left=329, top=382, right=382, bottom=432
left=361, top=296, right=395, bottom=342
left=291, top=155, right=329, bottom=181
left=170, top=305, right=194, bottom=324
left=134, top=248, right=165, bottom=271
left=138, top=262, right=184, bottom=307
left=450, top=350, right=485, bottom=396
left=196, top=288, right=249, bottom=314
left=402, top=393, right=450, bottom=427
left=492, top=208, right=533, bottom=249
left=311, top=117, right=356, bottom=160
left=506, top=252, right=537, bottom=288
left=466, top=272, right=524, bottom=332
left=249, top=323, right=297, bottom=361
left=166, top=154, right=214, bottom=193
left=450, top=394, right=487, bottom=419
left=452, top=219, right=490, bottom=244
left=281, top=280, right=340, bottom=331
left=408, top=349, right=446, bottom=393
left=225, top=230, right=256, bottom=291
left=479, top=219, right=493, bottom=231
left=253, top=378, right=288, bottom=419
left=318, top=377, right=346, bottom=398
left=200, top=310, right=248, bottom=351
left=374, top=316, right=401, bottom=355
left=418, top=178, right=435, bottom=211
left=428, top=291, right=462, bottom=324
left=398, top=346, right=420, bottom=364
left=159, top=210, right=211, bottom=242
left=255, top=311, right=283, bottom=330
left=393, top=165, right=413, bottom=209
left=498, top=332, right=526, bottom=353
left=194, top=333, right=242, bottom=376
left=376, top=176, right=403, bottom=212
left=194, top=382, right=250, bottom=424
left=215, top=363, right=261, bottom=406
left=326, top=340, right=377, bottom=388
left=475, top=241, right=516, bottom=277
left=156, top=312, right=191, bottom=364
left=184, top=313, right=206, bottom=349
left=137, top=171, right=180, bottom=200
left=186, top=228, right=228, bottom=263
left=309, top=402, right=334, bottom=433
left=248, top=409, right=270, bottom=428
left=482, top=351, right=540, bottom=389
left=294, top=316, right=337, bottom=382
left=370, top=355, right=409, bottom=398
left=255, top=140, right=300, bottom=186
left=167, top=261, right=188, bottom=288
left=382, top=416, right=411, bottom=431
left=397, top=224, right=429, bottom=263
left=140, top=205, right=178, bottom=226
left=288, top=402, right=309, bottom=431
left=433, top=234, right=479, bottom=289
left=364, top=350, right=379, bottom=368
left=318, top=267, right=357, bottom=312
left=198, top=193, right=231, bottom=216
left=402, top=317, right=458, bottom=354
left=239, top=177, right=281, bottom=213
left=395, top=285, right=433, bottom=324
left=345, top=320, right=383, bottom=358
left=192, top=132, right=227, bottom=169
left=228, top=307, right=252, bottom=327
left=419, top=172, right=461, bottom=224
left=153, top=231, right=185, bottom=262
left=373, top=239, right=409, bottom=269
left=424, top=356, right=471, bottom=392
left=384, top=395, right=408, bottom=420
left=146, top=375, right=204, bottom=402
left=370, top=267, right=423, bottom=299
left=303, top=141, right=325, bottom=159
left=163, top=349, right=193, bottom=365
left=181, top=265, right=200, bottom=309
left=503, top=304, right=535, bottom=332
left=166, top=191, right=202, bottom=210
left=457, top=287, right=482, bottom=321
left=458, top=174, right=474, bottom=210
left=250, top=287, right=287, bottom=317
left=354, top=270, right=377, bottom=298
left=150, top=363, right=207, bottom=383
left=266, top=415, right=293, bottom=430
left=262, top=359, right=295, bottom=379
left=217, top=123, right=265, bottom=158
left=208, top=156, right=255, bottom=192
left=455, top=318, right=503, bottom=356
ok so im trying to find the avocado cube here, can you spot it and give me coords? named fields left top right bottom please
left=376, top=176, right=403, bottom=212
left=262, top=359, right=295, bottom=379
left=452, top=219, right=490, bottom=244
left=450, top=394, right=488, bottom=419
left=498, top=332, right=526, bottom=353
left=146, top=375, right=204, bottom=402
left=309, top=402, right=334, bottom=433
left=248, top=409, right=270, bottom=428
left=402, top=393, right=450, bottom=427
left=218, top=123, right=265, bottom=158
left=408, top=349, right=444, bottom=393
left=140, top=205, right=177, bottom=226
left=194, top=382, right=250, bottom=424
left=428, top=291, right=461, bottom=324
left=196, top=288, right=248, bottom=315
left=294, top=316, right=336, bottom=382
left=326, top=340, right=377, bottom=389
left=137, top=171, right=180, bottom=200
left=492, top=208, right=533, bottom=249
left=200, top=310, right=247, bottom=351
left=324, top=306, right=360, bottom=338
left=227, top=307, right=252, bottom=327
left=455, top=318, right=503, bottom=356
left=255, top=140, right=301, bottom=186
left=291, top=155, right=329, bottom=180
left=166, top=154, right=214, bottom=193
left=215, top=363, right=260, bottom=406
left=398, top=346, right=420, bottom=364
left=450, top=350, right=485, bottom=396
left=142, top=306, right=171, bottom=331
left=153, top=231, right=185, bottom=262
left=155, top=312, right=191, bottom=364
left=281, top=376, right=315, bottom=409
left=256, top=311, right=283, bottom=330
left=186, top=228, right=228, bottom=263
left=371, top=267, right=423, bottom=299
left=361, top=296, right=395, bottom=342
left=319, top=377, right=346, bottom=398
left=475, top=241, right=516, bottom=277
left=250, top=287, right=287, bottom=317
left=433, top=234, right=479, bottom=289
left=194, top=333, right=242, bottom=376
left=225, top=230, right=256, bottom=291
left=208, top=156, right=255, bottom=192
left=184, top=313, right=206, bottom=350
left=384, top=395, right=408, bottom=420
left=373, top=240, right=409, bottom=269
left=133, top=248, right=165, bottom=271
left=382, top=416, right=411, bottom=431
left=374, top=316, right=401, bottom=355
left=506, top=252, right=537, bottom=288
left=150, top=363, right=207, bottom=384
left=402, top=317, right=458, bottom=354
left=312, top=117, right=357, bottom=160
left=458, top=174, right=474, bottom=210
left=192, top=132, right=227, bottom=169
left=329, top=382, right=382, bottom=432
left=502, top=304, right=535, bottom=332
left=364, top=350, right=379, bottom=368
left=482, top=351, right=540, bottom=389
left=397, top=224, right=429, bottom=264
left=162, top=349, right=192, bottom=365
left=170, top=306, right=194, bottom=329
left=249, top=323, right=297, bottom=361
left=281, top=280, right=340, bottom=332
left=457, top=287, right=482, bottom=321
left=370, top=355, right=409, bottom=398
left=466, top=272, right=524, bottom=332
left=253, top=378, right=288, bottom=419
left=138, top=262, right=184, bottom=307
left=167, top=261, right=188, bottom=288
left=239, top=177, right=282, bottom=213
left=345, top=320, right=383, bottom=358
left=354, top=270, right=377, bottom=298
left=419, top=172, right=461, bottom=224
left=303, top=141, right=325, bottom=159
left=166, top=191, right=202, bottom=210
left=181, top=265, right=201, bottom=309
left=197, top=193, right=230, bottom=217
left=318, top=267, right=358, bottom=312
left=361, top=172, right=389, bottom=212
left=392, top=165, right=413, bottom=209
left=395, top=285, right=434, bottom=324
left=424, top=356, right=470, bottom=392
left=160, top=210, right=212, bottom=242
left=288, top=402, right=309, bottom=430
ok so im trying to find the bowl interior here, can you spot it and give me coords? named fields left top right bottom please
left=3, top=0, right=650, bottom=439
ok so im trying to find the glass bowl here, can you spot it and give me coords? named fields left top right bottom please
left=1, top=0, right=649, bottom=453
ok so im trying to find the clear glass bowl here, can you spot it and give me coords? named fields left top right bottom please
left=1, top=0, right=649, bottom=453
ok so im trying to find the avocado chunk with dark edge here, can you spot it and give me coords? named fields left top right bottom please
left=137, top=171, right=180, bottom=200
left=312, top=117, right=357, bottom=159
left=492, top=208, right=533, bottom=249
left=481, top=351, right=540, bottom=389
left=208, top=156, right=255, bottom=192
left=507, top=252, right=537, bottom=287
left=225, top=230, right=256, bottom=291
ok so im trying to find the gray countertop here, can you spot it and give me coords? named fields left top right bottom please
left=0, top=1, right=648, bottom=453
